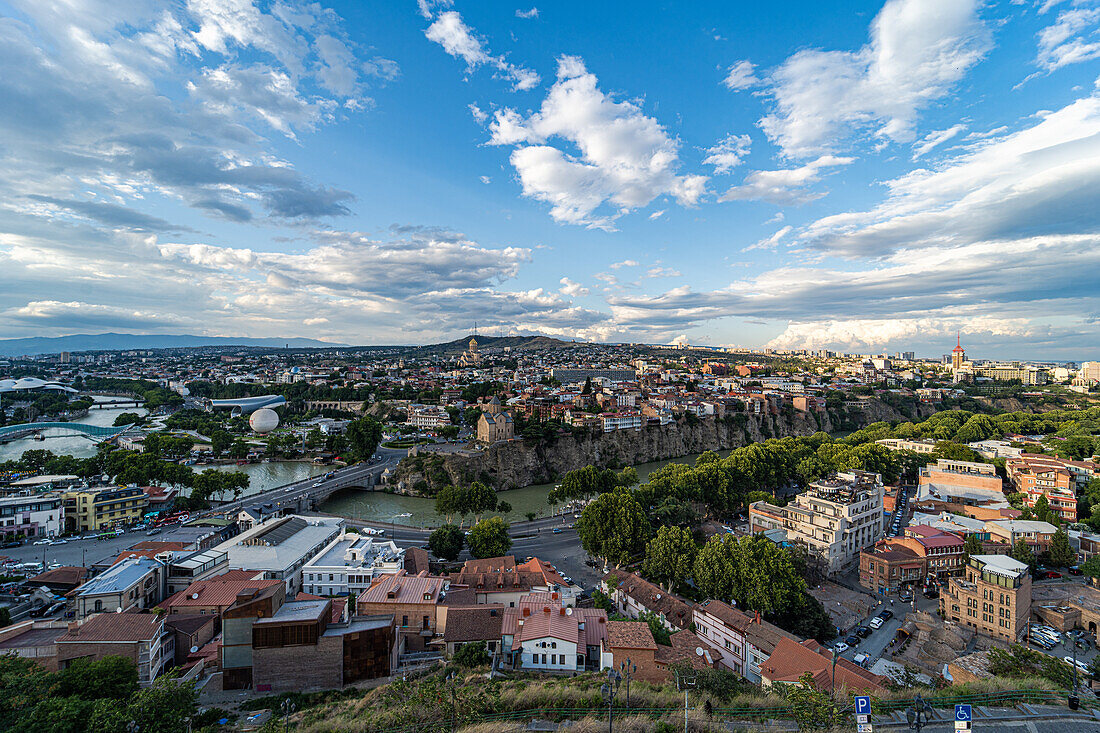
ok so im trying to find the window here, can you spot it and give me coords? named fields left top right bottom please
left=402, top=615, right=408, bottom=627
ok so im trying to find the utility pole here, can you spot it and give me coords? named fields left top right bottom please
left=675, top=671, right=696, bottom=733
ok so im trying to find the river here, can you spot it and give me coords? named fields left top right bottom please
left=318, top=448, right=732, bottom=528
left=0, top=398, right=149, bottom=461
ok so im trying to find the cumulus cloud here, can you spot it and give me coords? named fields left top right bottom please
left=610, top=260, right=639, bottom=269
left=758, top=0, right=990, bottom=157
left=719, top=155, right=853, bottom=205
left=559, top=277, right=588, bottom=296
left=723, top=60, right=759, bottom=90
left=516, top=8, right=540, bottom=19
left=765, top=316, right=1038, bottom=352
left=703, top=134, right=752, bottom=174
left=424, top=10, right=540, bottom=91
left=487, top=56, right=707, bottom=229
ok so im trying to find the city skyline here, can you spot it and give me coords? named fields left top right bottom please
left=1, top=0, right=1098, bottom=359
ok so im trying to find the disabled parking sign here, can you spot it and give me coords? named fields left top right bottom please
left=955, top=704, right=972, bottom=730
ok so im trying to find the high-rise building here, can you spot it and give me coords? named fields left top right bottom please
left=951, top=333, right=966, bottom=371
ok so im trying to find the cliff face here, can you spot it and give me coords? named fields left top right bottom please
left=394, top=408, right=837, bottom=493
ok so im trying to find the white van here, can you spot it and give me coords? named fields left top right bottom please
left=1064, top=656, right=1090, bottom=674
left=853, top=653, right=872, bottom=668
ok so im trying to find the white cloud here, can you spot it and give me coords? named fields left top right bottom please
left=424, top=10, right=540, bottom=91
left=723, top=60, right=760, bottom=90
left=801, top=89, right=1100, bottom=256
left=610, top=259, right=639, bottom=269
left=703, top=133, right=752, bottom=174
left=559, top=277, right=588, bottom=296
left=480, top=175, right=491, bottom=184
left=1035, top=4, right=1100, bottom=73
left=646, top=266, right=682, bottom=278
left=417, top=0, right=453, bottom=20
left=516, top=8, right=540, bottom=19
left=743, top=225, right=793, bottom=252
left=719, top=155, right=853, bottom=205
left=758, top=0, right=990, bottom=157
left=649, top=209, right=665, bottom=220
left=468, top=103, right=489, bottom=124
left=911, top=124, right=967, bottom=159
left=487, top=56, right=707, bottom=229
left=766, top=316, right=1036, bottom=351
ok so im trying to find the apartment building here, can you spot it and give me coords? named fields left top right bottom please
left=0, top=494, right=63, bottom=539
left=62, top=486, right=146, bottom=532
left=407, top=404, right=450, bottom=430
left=984, top=519, right=1058, bottom=553
left=73, top=557, right=164, bottom=619
left=750, top=471, right=885, bottom=574
left=451, top=556, right=576, bottom=606
left=939, top=554, right=1031, bottom=642
left=859, top=526, right=965, bottom=595
left=691, top=600, right=798, bottom=684
left=301, top=531, right=404, bottom=597
left=875, top=438, right=936, bottom=454
left=600, top=412, right=643, bottom=432
left=55, top=613, right=173, bottom=686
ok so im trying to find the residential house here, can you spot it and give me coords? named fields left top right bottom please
left=55, top=613, right=173, bottom=686
left=501, top=592, right=609, bottom=672
left=73, top=557, right=164, bottom=619
left=301, top=530, right=404, bottom=597
left=356, top=570, right=449, bottom=653
left=600, top=571, right=693, bottom=631
left=760, top=637, right=888, bottom=693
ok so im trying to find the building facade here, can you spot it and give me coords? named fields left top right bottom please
left=0, top=494, right=63, bottom=539
left=939, top=554, right=1030, bottom=642
left=62, top=486, right=146, bottom=532
left=301, top=531, right=404, bottom=597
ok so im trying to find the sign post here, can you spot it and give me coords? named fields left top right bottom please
left=954, top=704, right=972, bottom=731
left=855, top=696, right=873, bottom=733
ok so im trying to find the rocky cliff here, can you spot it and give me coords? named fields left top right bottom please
left=394, top=407, right=847, bottom=494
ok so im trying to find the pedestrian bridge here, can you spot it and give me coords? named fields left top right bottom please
left=0, top=422, right=135, bottom=443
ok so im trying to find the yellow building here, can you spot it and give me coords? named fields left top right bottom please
left=63, top=487, right=147, bottom=532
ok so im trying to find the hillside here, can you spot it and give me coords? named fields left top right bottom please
left=0, top=332, right=345, bottom=357
left=406, top=334, right=577, bottom=355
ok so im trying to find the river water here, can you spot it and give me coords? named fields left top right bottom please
left=319, top=448, right=732, bottom=528
left=0, top=398, right=149, bottom=461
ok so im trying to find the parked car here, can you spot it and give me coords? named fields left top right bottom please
left=1040, top=570, right=1063, bottom=579
left=31, top=539, right=50, bottom=546
left=853, top=652, right=871, bottom=668
left=833, top=641, right=849, bottom=653
left=845, top=635, right=860, bottom=647
left=44, top=602, right=65, bottom=616
left=1, top=541, right=21, bottom=549
left=1069, top=566, right=1083, bottom=576
left=869, top=617, right=885, bottom=630
left=146, top=528, right=161, bottom=536
left=879, top=610, right=894, bottom=621
left=855, top=626, right=873, bottom=638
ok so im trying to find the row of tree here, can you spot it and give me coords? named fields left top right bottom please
left=428, top=517, right=513, bottom=560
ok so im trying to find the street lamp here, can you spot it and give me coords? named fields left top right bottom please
left=600, top=667, right=622, bottom=733
left=1070, top=637, right=1081, bottom=710
left=675, top=671, right=696, bottom=733
left=280, top=698, right=296, bottom=733
left=619, top=658, right=637, bottom=708
left=904, top=694, right=933, bottom=731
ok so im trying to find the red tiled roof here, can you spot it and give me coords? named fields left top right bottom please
left=760, top=637, right=888, bottom=693
left=164, top=577, right=282, bottom=610
left=358, top=570, right=447, bottom=606
left=444, top=606, right=505, bottom=643
left=607, top=620, right=657, bottom=651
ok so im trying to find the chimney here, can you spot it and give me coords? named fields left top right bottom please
left=523, top=607, right=531, bottom=617
left=67, top=621, right=79, bottom=635
left=559, top=608, right=565, bottom=616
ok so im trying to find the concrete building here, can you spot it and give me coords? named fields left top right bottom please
left=220, top=583, right=288, bottom=690
left=984, top=519, right=1058, bottom=553
left=62, top=486, right=146, bottom=532
left=918, top=459, right=1003, bottom=499
left=0, top=494, right=63, bottom=539
left=209, top=515, right=343, bottom=596
left=55, top=613, right=173, bottom=685
left=551, top=368, right=637, bottom=384
left=875, top=438, right=936, bottom=454
left=600, top=412, right=643, bottom=432
left=940, top=554, right=1031, bottom=642
left=73, top=556, right=163, bottom=619
left=301, top=530, right=404, bottom=597
left=750, top=470, right=885, bottom=574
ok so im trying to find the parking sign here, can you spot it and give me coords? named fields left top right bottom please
left=855, top=696, right=872, bottom=715
left=955, top=704, right=972, bottom=722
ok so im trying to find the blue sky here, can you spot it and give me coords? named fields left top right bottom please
left=0, top=0, right=1098, bottom=358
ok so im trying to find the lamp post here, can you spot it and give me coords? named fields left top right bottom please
left=1070, top=637, right=1081, bottom=710
left=619, top=658, right=637, bottom=708
left=280, top=698, right=296, bottom=733
left=600, top=667, right=622, bottom=733
left=675, top=670, right=696, bottom=733
left=904, top=693, right=933, bottom=731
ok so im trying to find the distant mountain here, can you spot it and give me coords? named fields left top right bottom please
left=408, top=334, right=577, bottom=354
left=0, top=333, right=346, bottom=357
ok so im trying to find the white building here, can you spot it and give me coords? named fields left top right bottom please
left=210, top=515, right=343, bottom=595
left=750, top=471, right=885, bottom=575
left=875, top=438, right=936, bottom=454
left=407, top=405, right=450, bottom=429
left=0, top=494, right=63, bottom=539
left=600, top=412, right=642, bottom=432
left=301, top=530, right=404, bottom=596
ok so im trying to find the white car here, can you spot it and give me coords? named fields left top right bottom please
left=50, top=539, right=67, bottom=545
left=833, top=641, right=850, bottom=653
left=32, top=539, right=51, bottom=545
left=869, top=617, right=885, bottom=630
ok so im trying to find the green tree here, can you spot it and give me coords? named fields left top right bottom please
left=1010, top=538, right=1037, bottom=574
left=209, top=430, right=232, bottom=456
left=452, top=642, right=491, bottom=668
left=346, top=415, right=384, bottom=461
left=636, top=610, right=672, bottom=645
left=642, top=526, right=697, bottom=591
left=428, top=524, right=465, bottom=561
left=783, top=672, right=844, bottom=730
left=1049, top=527, right=1076, bottom=567
left=0, top=607, right=10, bottom=628
left=112, top=412, right=144, bottom=428
left=694, top=534, right=805, bottom=617
left=227, top=439, right=249, bottom=459
left=54, top=656, right=138, bottom=701
left=1032, top=495, right=1058, bottom=525
left=1081, top=555, right=1100, bottom=580
left=963, top=533, right=983, bottom=561
left=575, top=488, right=651, bottom=567
left=466, top=517, right=512, bottom=559
left=466, top=482, right=498, bottom=521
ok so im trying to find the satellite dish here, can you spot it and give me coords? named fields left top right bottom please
left=566, top=607, right=573, bottom=615
left=190, top=645, right=199, bottom=654
left=191, top=593, right=199, bottom=600
left=695, top=647, right=704, bottom=657
left=116, top=607, right=123, bottom=613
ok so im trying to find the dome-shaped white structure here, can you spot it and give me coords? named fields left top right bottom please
left=249, top=408, right=280, bottom=434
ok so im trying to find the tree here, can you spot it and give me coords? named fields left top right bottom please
left=452, top=642, right=491, bottom=668
left=642, top=526, right=697, bottom=591
left=1081, top=555, right=1100, bottom=581
left=694, top=534, right=805, bottom=617
left=466, top=517, right=512, bottom=559
left=346, top=415, right=383, bottom=461
left=227, top=439, right=249, bottom=459
left=575, top=488, right=651, bottom=567
left=963, top=533, right=983, bottom=561
left=0, top=607, right=9, bottom=628
left=112, top=412, right=144, bottom=428
left=54, top=656, right=138, bottom=701
left=1032, top=495, right=1059, bottom=525
left=466, top=482, right=498, bottom=521
left=1049, top=527, right=1076, bottom=568
left=636, top=610, right=672, bottom=645
left=428, top=524, right=465, bottom=561
left=210, top=430, right=232, bottom=456
left=1010, top=538, right=1037, bottom=574
left=783, top=672, right=844, bottom=730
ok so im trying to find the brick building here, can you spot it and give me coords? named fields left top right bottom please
left=859, top=526, right=965, bottom=595
left=356, top=570, right=449, bottom=653
left=55, top=613, right=173, bottom=685
left=939, top=554, right=1031, bottom=642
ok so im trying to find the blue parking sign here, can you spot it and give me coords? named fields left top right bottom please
left=955, top=704, right=972, bottom=722
left=855, top=696, right=872, bottom=715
